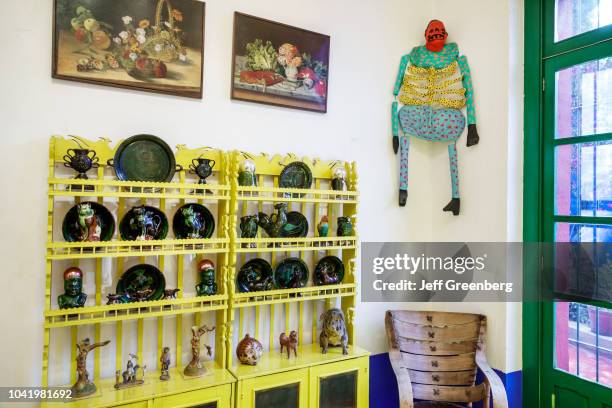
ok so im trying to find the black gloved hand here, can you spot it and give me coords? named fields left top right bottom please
left=467, top=124, right=480, bottom=147
left=393, top=136, right=399, bottom=154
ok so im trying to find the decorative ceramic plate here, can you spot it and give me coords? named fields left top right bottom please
left=313, top=256, right=345, bottom=286
left=172, top=203, right=215, bottom=239
left=62, top=202, right=115, bottom=242
left=280, top=211, right=309, bottom=238
left=116, top=264, right=166, bottom=302
left=279, top=162, right=313, bottom=190
left=237, top=258, right=274, bottom=293
left=119, top=205, right=169, bottom=241
left=109, top=135, right=179, bottom=182
left=274, top=258, right=309, bottom=289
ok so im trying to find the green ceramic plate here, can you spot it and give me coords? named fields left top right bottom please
left=119, top=205, right=168, bottom=241
left=62, top=202, right=115, bottom=242
left=109, top=135, right=180, bottom=182
left=116, top=264, right=166, bottom=302
left=237, top=258, right=274, bottom=293
left=313, top=256, right=345, bottom=286
left=173, top=203, right=215, bottom=239
left=280, top=211, right=309, bottom=238
left=279, top=162, right=313, bottom=190
left=274, top=258, right=309, bottom=289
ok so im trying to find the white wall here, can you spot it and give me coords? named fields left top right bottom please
left=0, top=0, right=523, bottom=388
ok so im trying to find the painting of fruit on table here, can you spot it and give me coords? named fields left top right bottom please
left=53, top=0, right=205, bottom=98
left=232, top=12, right=330, bottom=113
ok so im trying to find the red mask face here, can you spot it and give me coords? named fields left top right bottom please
left=425, top=20, right=448, bottom=52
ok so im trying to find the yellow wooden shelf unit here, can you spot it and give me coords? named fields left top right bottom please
left=227, top=151, right=369, bottom=408
left=42, top=136, right=234, bottom=408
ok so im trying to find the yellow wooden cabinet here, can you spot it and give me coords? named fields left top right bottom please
left=309, top=357, right=369, bottom=408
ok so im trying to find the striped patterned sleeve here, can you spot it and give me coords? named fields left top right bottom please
left=458, top=55, right=476, bottom=125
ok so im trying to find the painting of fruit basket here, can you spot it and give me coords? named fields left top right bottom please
left=53, top=0, right=205, bottom=98
left=231, top=12, right=330, bottom=113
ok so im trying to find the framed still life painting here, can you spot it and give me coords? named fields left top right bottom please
left=231, top=12, right=331, bottom=113
left=53, top=0, right=205, bottom=98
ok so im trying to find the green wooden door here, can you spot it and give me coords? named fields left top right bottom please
left=525, top=0, right=612, bottom=407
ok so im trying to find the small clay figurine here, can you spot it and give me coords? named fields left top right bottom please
left=236, top=334, right=263, bottom=366
left=331, top=165, right=347, bottom=191
left=106, top=293, right=125, bottom=305
left=196, top=259, right=218, bottom=296
left=58, top=267, right=87, bottom=309
left=77, top=203, right=102, bottom=242
left=319, top=308, right=349, bottom=355
left=240, top=215, right=259, bottom=238
left=163, top=289, right=181, bottom=299
left=337, top=217, right=354, bottom=237
left=114, top=354, right=146, bottom=389
left=129, top=206, right=162, bottom=241
left=317, top=216, right=329, bottom=238
left=184, top=324, right=215, bottom=377
left=279, top=331, right=298, bottom=358
left=181, top=206, right=204, bottom=239
left=159, top=347, right=171, bottom=381
left=238, top=158, right=257, bottom=187
left=71, top=338, right=110, bottom=398
left=257, top=203, right=307, bottom=238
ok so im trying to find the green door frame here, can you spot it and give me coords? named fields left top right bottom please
left=523, top=0, right=612, bottom=407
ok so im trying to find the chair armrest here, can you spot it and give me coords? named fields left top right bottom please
left=476, top=353, right=509, bottom=408
left=386, top=311, right=415, bottom=408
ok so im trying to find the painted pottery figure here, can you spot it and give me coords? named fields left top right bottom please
left=392, top=20, right=479, bottom=215
left=184, top=324, right=215, bottom=377
left=258, top=203, right=308, bottom=238
left=241, top=263, right=274, bottom=292
left=71, top=338, right=110, bottom=398
left=279, top=331, right=298, bottom=358
left=337, top=217, right=353, bottom=237
left=181, top=206, right=204, bottom=239
left=63, top=147, right=99, bottom=181
left=319, top=308, right=349, bottom=355
left=159, top=347, right=170, bottom=381
left=163, top=289, right=180, bottom=299
left=58, top=267, right=87, bottom=309
left=236, top=334, right=263, bottom=366
left=114, top=353, right=146, bottom=389
left=189, top=158, right=216, bottom=185
left=196, top=259, right=217, bottom=296
left=106, top=293, right=124, bottom=305
left=129, top=206, right=162, bottom=241
left=77, top=203, right=102, bottom=242
left=331, top=166, right=347, bottom=191
left=240, top=215, right=259, bottom=238
left=238, top=158, right=257, bottom=187
left=317, top=216, right=329, bottom=238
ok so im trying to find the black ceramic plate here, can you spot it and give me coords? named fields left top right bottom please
left=280, top=211, right=309, bottom=238
left=237, top=258, right=274, bottom=293
left=62, top=202, right=115, bottom=242
left=279, top=162, right=313, bottom=190
left=119, top=205, right=168, bottom=241
left=109, top=135, right=179, bottom=182
left=173, top=203, right=215, bottom=239
left=116, top=264, right=166, bottom=302
left=274, top=258, right=309, bottom=289
left=313, top=256, right=345, bottom=286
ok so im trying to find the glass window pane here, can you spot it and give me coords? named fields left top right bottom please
left=255, top=383, right=299, bottom=408
left=555, top=302, right=578, bottom=375
left=596, top=307, right=612, bottom=387
left=555, top=57, right=612, bottom=139
left=555, top=223, right=612, bottom=242
left=555, top=0, right=612, bottom=42
left=555, top=141, right=612, bottom=217
left=319, top=371, right=357, bottom=408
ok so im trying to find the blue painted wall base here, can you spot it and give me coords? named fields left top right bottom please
left=369, top=353, right=522, bottom=408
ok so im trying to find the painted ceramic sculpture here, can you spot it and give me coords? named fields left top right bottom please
left=236, top=334, right=263, bottom=366
left=123, top=206, right=166, bottom=241
left=189, top=158, right=216, bottom=185
left=317, top=216, right=329, bottom=237
left=319, top=308, right=349, bottom=355
left=63, top=147, right=99, bottom=182
left=331, top=165, right=347, bottom=191
left=159, top=347, right=170, bottom=381
left=184, top=324, right=215, bottom=377
left=77, top=203, right=102, bottom=241
left=196, top=259, right=217, bottom=296
left=71, top=338, right=110, bottom=398
left=240, top=215, right=259, bottom=238
left=58, top=267, right=87, bottom=309
left=114, top=354, right=146, bottom=389
left=238, top=158, right=257, bottom=187
left=279, top=331, right=298, bottom=358
left=257, top=203, right=308, bottom=238
left=337, top=216, right=353, bottom=237
left=392, top=20, right=479, bottom=215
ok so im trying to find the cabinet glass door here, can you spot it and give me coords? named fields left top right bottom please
left=255, top=383, right=300, bottom=408
left=309, top=358, right=369, bottom=408
left=239, top=369, right=308, bottom=408
left=319, top=371, right=357, bottom=408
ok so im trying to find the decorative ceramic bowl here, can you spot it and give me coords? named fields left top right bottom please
left=274, top=258, right=309, bottom=289
left=313, top=256, right=345, bottom=286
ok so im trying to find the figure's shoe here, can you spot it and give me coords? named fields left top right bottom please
left=443, top=198, right=460, bottom=216
left=399, top=190, right=407, bottom=207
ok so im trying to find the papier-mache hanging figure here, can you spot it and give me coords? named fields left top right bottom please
left=392, top=20, right=479, bottom=215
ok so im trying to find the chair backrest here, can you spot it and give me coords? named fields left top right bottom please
left=385, top=310, right=488, bottom=404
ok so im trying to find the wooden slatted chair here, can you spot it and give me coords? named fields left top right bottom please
left=385, top=310, right=508, bottom=408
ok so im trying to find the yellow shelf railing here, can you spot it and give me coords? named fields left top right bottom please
left=234, top=236, right=357, bottom=253
left=230, top=283, right=357, bottom=308
left=236, top=185, right=358, bottom=204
